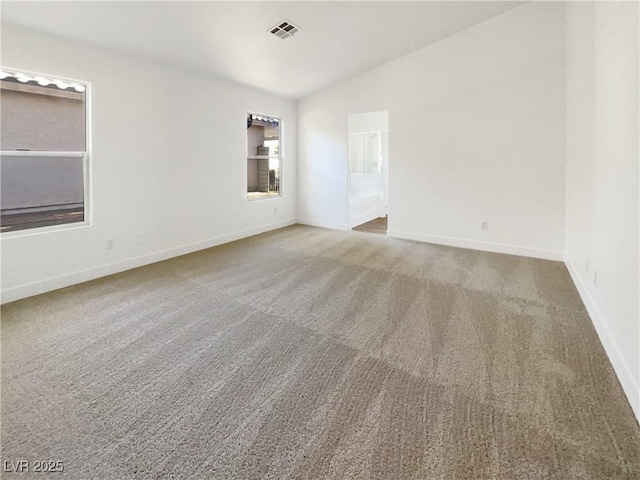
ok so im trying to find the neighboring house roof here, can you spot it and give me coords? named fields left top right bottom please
left=1, top=70, right=85, bottom=93
left=248, top=114, right=279, bottom=129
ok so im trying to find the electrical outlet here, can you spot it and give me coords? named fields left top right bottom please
left=481, top=221, right=489, bottom=231
left=105, top=238, right=115, bottom=250
left=137, top=232, right=151, bottom=245
left=274, top=208, right=278, bottom=216
left=593, top=270, right=598, bottom=287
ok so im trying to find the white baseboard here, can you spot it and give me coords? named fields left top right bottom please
left=565, top=257, right=640, bottom=423
left=297, top=218, right=349, bottom=231
left=1, top=219, right=296, bottom=304
left=387, top=230, right=564, bottom=261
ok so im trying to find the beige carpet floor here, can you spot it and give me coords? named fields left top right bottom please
left=2, top=225, right=639, bottom=479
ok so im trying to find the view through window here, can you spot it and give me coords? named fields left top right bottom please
left=247, top=113, right=280, bottom=199
left=1, top=69, right=88, bottom=233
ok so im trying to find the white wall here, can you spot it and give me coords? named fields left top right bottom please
left=297, top=2, right=566, bottom=260
left=1, top=24, right=297, bottom=303
left=347, top=110, right=388, bottom=136
left=565, top=2, right=640, bottom=420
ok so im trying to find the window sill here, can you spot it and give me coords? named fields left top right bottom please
left=247, top=192, right=281, bottom=201
left=1, top=220, right=91, bottom=239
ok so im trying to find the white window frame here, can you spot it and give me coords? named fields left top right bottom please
left=246, top=112, right=282, bottom=201
left=1, top=67, right=92, bottom=237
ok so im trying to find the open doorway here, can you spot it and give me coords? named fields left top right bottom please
left=347, top=110, right=388, bottom=234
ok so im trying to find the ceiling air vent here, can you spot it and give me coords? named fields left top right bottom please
left=269, top=19, right=301, bottom=40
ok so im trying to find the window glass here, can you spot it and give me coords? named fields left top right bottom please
left=1, top=72, right=86, bottom=151
left=1, top=69, right=88, bottom=233
left=247, top=113, right=280, bottom=200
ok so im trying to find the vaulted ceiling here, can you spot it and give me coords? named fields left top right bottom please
left=1, top=1, right=522, bottom=99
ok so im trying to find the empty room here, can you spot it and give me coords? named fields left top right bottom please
left=1, top=1, right=639, bottom=478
